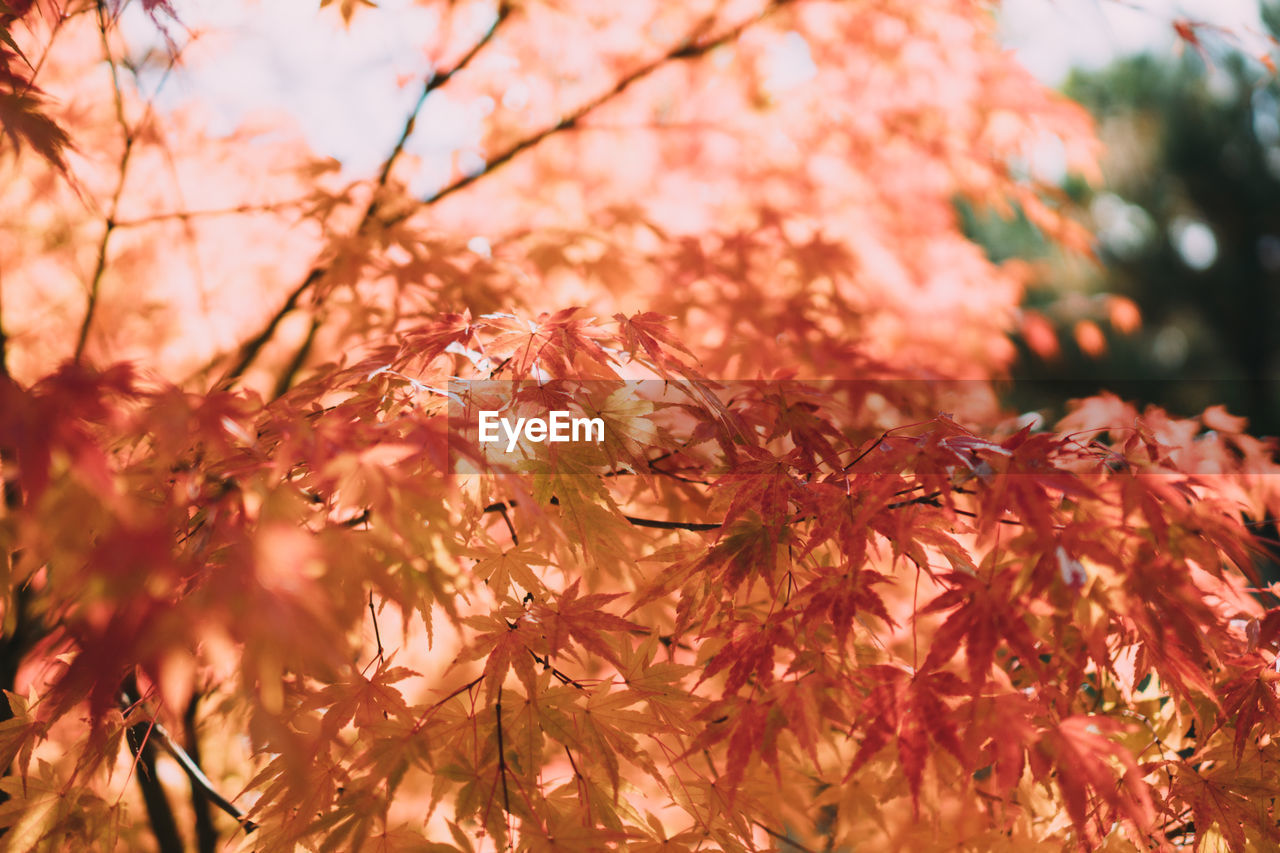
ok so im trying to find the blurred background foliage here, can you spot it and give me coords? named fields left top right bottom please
left=970, top=1, right=1280, bottom=438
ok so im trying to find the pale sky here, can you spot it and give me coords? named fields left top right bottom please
left=1001, top=0, right=1268, bottom=84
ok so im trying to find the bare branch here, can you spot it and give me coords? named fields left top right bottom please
left=222, top=0, right=791, bottom=386
left=370, top=1, right=513, bottom=205
left=270, top=314, right=320, bottom=398
left=149, top=711, right=259, bottom=834
left=76, top=1, right=136, bottom=362
left=0, top=278, right=9, bottom=382
left=482, top=498, right=721, bottom=531
left=224, top=3, right=513, bottom=387
left=408, top=0, right=791, bottom=212
left=494, top=697, right=512, bottom=821
left=121, top=683, right=258, bottom=835
left=111, top=199, right=312, bottom=229
left=183, top=695, right=218, bottom=853
left=754, top=821, right=818, bottom=853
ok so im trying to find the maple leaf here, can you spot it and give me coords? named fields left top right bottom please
left=792, top=567, right=895, bottom=647
left=0, top=88, right=71, bottom=171
left=1032, top=716, right=1155, bottom=846
left=920, top=569, right=1043, bottom=689
left=308, top=658, right=417, bottom=737
left=845, top=666, right=967, bottom=808
left=532, top=579, right=640, bottom=667
left=613, top=312, right=696, bottom=375
left=1169, top=745, right=1280, bottom=851
left=457, top=611, right=541, bottom=705
left=700, top=617, right=792, bottom=695
left=1214, top=655, right=1280, bottom=760
left=468, top=544, right=550, bottom=598
left=0, top=689, right=43, bottom=785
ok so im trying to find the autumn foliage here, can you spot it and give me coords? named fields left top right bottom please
left=2, top=0, right=1280, bottom=851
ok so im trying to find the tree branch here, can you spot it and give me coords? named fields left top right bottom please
left=370, top=1, right=512, bottom=205
left=754, top=822, right=818, bottom=853
left=0, top=326, right=35, bottom=825
left=111, top=199, right=311, bottom=229
left=408, top=0, right=792, bottom=212
left=224, top=3, right=512, bottom=387
left=121, top=686, right=258, bottom=835
left=526, top=647, right=588, bottom=690
left=0, top=286, right=8, bottom=382
left=122, top=678, right=184, bottom=853
left=76, top=1, right=136, bottom=362
left=222, top=0, right=790, bottom=386
left=482, top=498, right=720, bottom=531
left=183, top=694, right=218, bottom=853
left=494, top=696, right=512, bottom=819
left=152, top=715, right=258, bottom=834
left=270, top=314, right=320, bottom=398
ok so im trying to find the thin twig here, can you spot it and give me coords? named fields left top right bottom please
left=754, top=821, right=818, bottom=852
left=482, top=498, right=720, bottom=531
left=0, top=262, right=7, bottom=378
left=369, top=589, right=384, bottom=661
left=125, top=717, right=184, bottom=853
left=369, top=2, right=513, bottom=211
left=494, top=697, right=512, bottom=817
left=527, top=647, right=587, bottom=690
left=224, top=4, right=512, bottom=387
left=111, top=199, right=311, bottom=228
left=408, top=0, right=792, bottom=213
left=223, top=0, right=790, bottom=384
left=151, top=719, right=258, bottom=833
left=411, top=674, right=485, bottom=735
left=496, top=503, right=519, bottom=545
left=76, top=1, right=136, bottom=361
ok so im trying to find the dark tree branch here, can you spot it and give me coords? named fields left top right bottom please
left=754, top=821, right=818, bottom=852
left=482, top=498, right=720, bottom=531
left=223, top=267, right=324, bottom=385
left=153, top=717, right=258, bottom=834
left=496, top=503, right=519, bottom=545
left=0, top=294, right=8, bottom=382
left=482, top=471, right=1035, bottom=533
left=494, top=697, right=512, bottom=819
left=121, top=686, right=258, bottom=835
left=122, top=678, right=184, bottom=853
left=183, top=694, right=218, bottom=853
left=368, top=589, right=384, bottom=662
left=624, top=514, right=720, bottom=531
left=271, top=314, right=320, bottom=399
left=412, top=675, right=485, bottom=734
left=526, top=647, right=587, bottom=690
left=370, top=1, right=512, bottom=204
